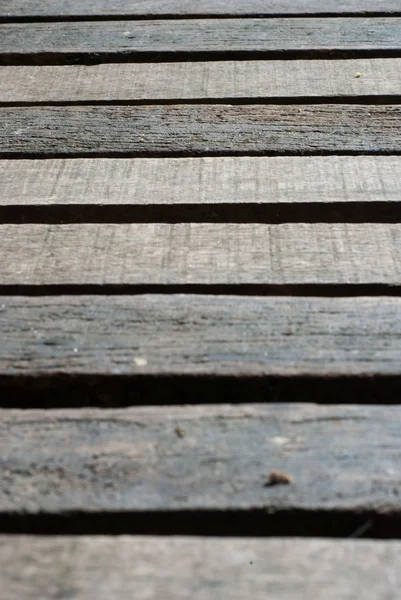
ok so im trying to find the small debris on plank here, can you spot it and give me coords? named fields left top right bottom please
left=133, top=357, right=148, bottom=367
left=265, top=470, right=292, bottom=486
left=174, top=426, right=186, bottom=439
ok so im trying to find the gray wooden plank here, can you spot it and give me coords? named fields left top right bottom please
left=1, top=536, right=401, bottom=600
left=0, top=404, right=400, bottom=514
left=1, top=19, right=401, bottom=65
left=1, top=295, right=401, bottom=377
left=1, top=105, right=400, bottom=157
left=2, top=0, right=401, bottom=19
left=1, top=156, right=400, bottom=207
left=2, top=60, right=401, bottom=102
left=1, top=224, right=401, bottom=286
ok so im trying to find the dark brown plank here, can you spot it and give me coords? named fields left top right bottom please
left=1, top=295, right=401, bottom=378
left=0, top=404, right=400, bottom=518
left=2, top=156, right=400, bottom=209
left=2, top=0, right=401, bottom=19
left=1, top=224, right=401, bottom=286
left=1, top=19, right=401, bottom=64
left=1, top=105, right=400, bottom=157
left=1, top=536, right=401, bottom=600
left=3, top=59, right=401, bottom=102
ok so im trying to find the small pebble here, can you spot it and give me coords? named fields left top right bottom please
left=265, top=470, right=292, bottom=486
left=175, top=426, right=186, bottom=439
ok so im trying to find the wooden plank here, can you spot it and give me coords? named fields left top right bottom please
left=1, top=105, right=400, bottom=157
left=0, top=404, right=400, bottom=515
left=2, top=156, right=400, bottom=208
left=2, top=60, right=401, bottom=103
left=1, top=19, right=401, bottom=65
left=0, top=224, right=401, bottom=286
left=2, top=0, right=401, bottom=19
left=1, top=295, right=401, bottom=377
left=1, top=536, right=401, bottom=600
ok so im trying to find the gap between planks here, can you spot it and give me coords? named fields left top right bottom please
left=1, top=536, right=401, bottom=600
left=0, top=404, right=401, bottom=538
left=2, top=60, right=401, bottom=103
left=2, top=19, right=401, bottom=65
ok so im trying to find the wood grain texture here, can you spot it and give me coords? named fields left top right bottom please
left=1, top=224, right=401, bottom=286
left=1, top=105, right=400, bottom=157
left=2, top=59, right=401, bottom=102
left=1, top=536, right=401, bottom=600
left=3, top=0, right=401, bottom=18
left=2, top=295, right=401, bottom=377
left=1, top=19, right=401, bottom=64
left=2, top=156, right=400, bottom=207
left=0, top=404, right=401, bottom=514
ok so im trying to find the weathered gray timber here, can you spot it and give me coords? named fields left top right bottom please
left=1, top=224, right=401, bottom=285
left=1, top=105, right=400, bottom=157
left=2, top=0, right=401, bottom=19
left=1, top=156, right=400, bottom=208
left=1, top=295, right=401, bottom=377
left=1, top=536, right=401, bottom=600
left=2, top=60, right=401, bottom=103
left=0, top=404, right=400, bottom=514
left=1, top=19, right=401, bottom=64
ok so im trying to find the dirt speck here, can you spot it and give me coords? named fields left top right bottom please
left=265, top=470, right=292, bottom=486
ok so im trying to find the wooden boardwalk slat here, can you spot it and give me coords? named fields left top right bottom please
left=0, top=404, right=400, bottom=514
left=1, top=224, right=401, bottom=286
left=1, top=536, right=401, bottom=600
left=2, top=19, right=401, bottom=64
left=1, top=294, right=401, bottom=377
left=1, top=156, right=400, bottom=208
left=1, top=105, right=400, bottom=157
left=3, top=0, right=401, bottom=19
left=2, top=59, right=401, bottom=103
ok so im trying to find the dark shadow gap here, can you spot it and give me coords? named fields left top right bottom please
left=2, top=14, right=401, bottom=23
left=2, top=203, right=401, bottom=225
left=1, top=509, right=400, bottom=539
left=3, top=150, right=401, bottom=160
left=1, top=375, right=401, bottom=408
left=3, top=95, right=401, bottom=108
left=2, top=48, right=401, bottom=66
left=0, top=283, right=400, bottom=297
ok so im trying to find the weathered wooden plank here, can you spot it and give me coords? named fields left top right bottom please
left=2, top=0, right=401, bottom=19
left=1, top=19, right=401, bottom=65
left=1, top=105, right=400, bottom=157
left=2, top=60, right=401, bottom=103
left=0, top=404, right=400, bottom=515
left=1, top=156, right=400, bottom=208
left=0, top=224, right=401, bottom=286
left=1, top=536, right=401, bottom=600
left=2, top=295, right=401, bottom=377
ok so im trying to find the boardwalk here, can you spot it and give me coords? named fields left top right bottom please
left=1, top=2, right=401, bottom=598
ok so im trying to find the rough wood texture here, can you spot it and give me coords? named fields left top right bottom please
left=3, top=0, right=401, bottom=18
left=0, top=404, right=400, bottom=514
left=1, top=224, right=401, bottom=285
left=1, top=536, right=401, bottom=600
left=2, top=295, right=401, bottom=377
left=1, top=19, right=401, bottom=64
left=1, top=105, right=400, bottom=157
left=3, top=59, right=401, bottom=102
left=2, top=156, right=400, bottom=207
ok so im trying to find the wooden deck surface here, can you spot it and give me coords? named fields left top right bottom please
left=1, top=1, right=401, bottom=598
